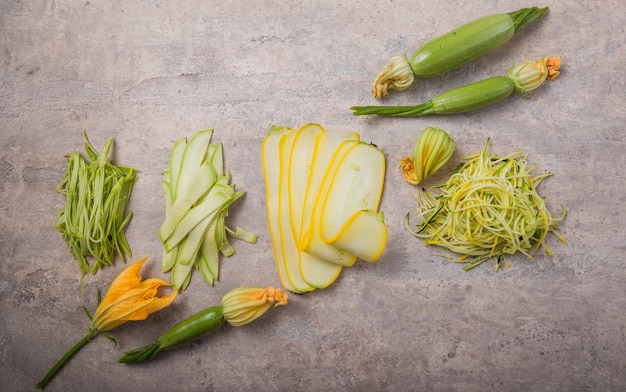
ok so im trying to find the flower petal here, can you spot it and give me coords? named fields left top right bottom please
left=545, top=55, right=562, bottom=80
left=96, top=256, right=149, bottom=310
left=400, top=156, right=419, bottom=185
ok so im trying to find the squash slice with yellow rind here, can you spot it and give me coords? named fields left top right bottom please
left=324, top=209, right=388, bottom=263
left=261, top=125, right=300, bottom=293
left=318, top=142, right=386, bottom=264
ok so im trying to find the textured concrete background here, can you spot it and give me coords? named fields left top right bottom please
left=1, top=1, right=625, bottom=391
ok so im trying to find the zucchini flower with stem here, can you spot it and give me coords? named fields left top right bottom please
left=36, top=256, right=177, bottom=389
left=352, top=55, right=562, bottom=117
left=401, top=127, right=455, bottom=185
left=118, top=286, right=288, bottom=363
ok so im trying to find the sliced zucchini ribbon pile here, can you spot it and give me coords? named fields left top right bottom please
left=160, top=129, right=257, bottom=290
left=262, top=124, right=388, bottom=293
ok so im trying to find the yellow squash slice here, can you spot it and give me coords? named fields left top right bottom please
left=301, top=140, right=360, bottom=267
left=294, top=126, right=360, bottom=287
left=318, top=142, right=387, bottom=263
left=277, top=130, right=315, bottom=293
left=261, top=126, right=298, bottom=293
left=324, top=209, right=388, bottom=263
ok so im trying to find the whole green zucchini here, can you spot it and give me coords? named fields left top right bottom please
left=118, top=306, right=225, bottom=363
left=372, top=7, right=548, bottom=98
left=428, top=76, right=516, bottom=115
left=410, top=14, right=514, bottom=78
left=118, top=285, right=289, bottom=364
left=357, top=77, right=515, bottom=117
left=353, top=55, right=562, bottom=117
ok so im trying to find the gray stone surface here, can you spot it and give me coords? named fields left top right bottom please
left=1, top=1, right=625, bottom=391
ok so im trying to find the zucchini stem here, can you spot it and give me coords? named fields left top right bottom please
left=507, top=6, right=548, bottom=33
left=117, top=341, right=163, bottom=364
left=36, top=329, right=98, bottom=389
left=351, top=101, right=435, bottom=117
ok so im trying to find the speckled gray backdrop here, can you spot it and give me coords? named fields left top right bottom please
left=1, top=1, right=625, bottom=391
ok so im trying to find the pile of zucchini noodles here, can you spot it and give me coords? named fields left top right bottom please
left=407, top=139, right=566, bottom=271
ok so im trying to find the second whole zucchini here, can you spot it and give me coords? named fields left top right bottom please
left=372, top=6, right=548, bottom=98
left=118, top=286, right=288, bottom=364
left=353, top=55, right=561, bottom=117
left=359, top=76, right=516, bottom=117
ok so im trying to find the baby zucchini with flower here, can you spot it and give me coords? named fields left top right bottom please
left=372, top=6, right=548, bottom=98
left=353, top=55, right=561, bottom=117
left=118, top=286, right=288, bottom=363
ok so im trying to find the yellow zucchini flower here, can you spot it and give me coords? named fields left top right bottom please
left=36, top=256, right=177, bottom=389
left=508, top=55, right=562, bottom=93
left=222, top=286, right=288, bottom=327
left=91, top=256, right=178, bottom=331
left=372, top=55, right=415, bottom=99
left=401, top=127, right=455, bottom=185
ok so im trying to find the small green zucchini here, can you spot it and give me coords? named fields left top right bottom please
left=355, top=76, right=515, bottom=117
left=118, top=306, right=225, bottom=363
left=372, top=7, right=548, bottom=98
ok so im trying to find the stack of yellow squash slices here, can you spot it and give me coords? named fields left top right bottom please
left=262, top=123, right=388, bottom=293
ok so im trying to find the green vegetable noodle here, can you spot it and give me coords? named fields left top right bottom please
left=353, top=56, right=561, bottom=117
left=372, top=6, right=548, bottom=98
left=55, top=132, right=137, bottom=280
left=406, top=139, right=567, bottom=271
left=118, top=306, right=225, bottom=363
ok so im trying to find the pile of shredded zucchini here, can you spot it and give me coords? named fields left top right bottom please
left=55, top=132, right=137, bottom=279
left=406, top=139, right=566, bottom=271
